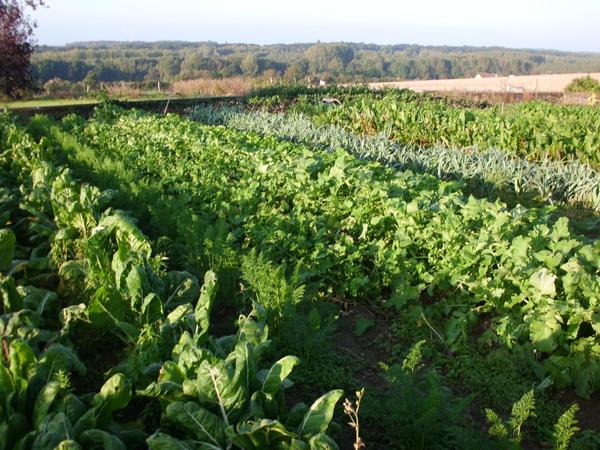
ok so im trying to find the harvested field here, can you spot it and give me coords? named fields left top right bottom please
left=369, top=72, right=600, bottom=93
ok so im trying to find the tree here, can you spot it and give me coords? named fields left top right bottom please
left=240, top=54, right=259, bottom=76
left=284, top=59, right=308, bottom=82
left=157, top=54, right=181, bottom=81
left=305, top=44, right=354, bottom=76
left=0, top=0, right=44, bottom=98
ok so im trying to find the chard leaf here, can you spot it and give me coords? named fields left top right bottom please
left=286, top=403, right=309, bottom=429
left=298, top=390, right=343, bottom=437
left=93, top=213, right=151, bottom=257
left=9, top=339, right=36, bottom=379
left=125, top=264, right=145, bottom=303
left=39, top=344, right=86, bottom=376
left=92, top=373, right=132, bottom=427
left=195, top=345, right=250, bottom=421
left=142, top=293, right=163, bottom=323
left=88, top=285, right=128, bottom=331
left=308, top=433, right=340, bottom=449
left=235, top=304, right=270, bottom=351
left=195, top=271, right=217, bottom=343
left=164, top=401, right=227, bottom=448
left=1, top=275, right=22, bottom=313
left=262, top=355, right=300, bottom=396
left=73, top=409, right=96, bottom=437
left=164, top=303, right=193, bottom=328
left=33, top=380, right=64, bottom=428
left=233, top=419, right=295, bottom=449
left=78, top=429, right=127, bottom=450
left=114, top=321, right=139, bottom=342
left=573, top=361, right=600, bottom=398
left=146, top=432, right=196, bottom=450
left=164, top=271, right=200, bottom=310
left=0, top=364, right=14, bottom=400
left=55, top=440, right=83, bottom=450
left=32, top=412, right=73, bottom=449
left=0, top=229, right=15, bottom=272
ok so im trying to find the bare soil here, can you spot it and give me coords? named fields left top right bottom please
left=369, top=72, right=600, bottom=94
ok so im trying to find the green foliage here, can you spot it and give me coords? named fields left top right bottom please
left=0, top=339, right=135, bottom=450
left=140, top=290, right=342, bottom=448
left=51, top=106, right=600, bottom=396
left=565, top=76, right=600, bottom=96
left=353, top=315, right=375, bottom=337
left=0, top=229, right=16, bottom=271
left=486, top=391, right=581, bottom=450
left=486, top=390, right=536, bottom=449
left=4, top=101, right=600, bottom=449
left=362, top=340, right=486, bottom=450
left=553, top=404, right=579, bottom=450
left=243, top=88, right=600, bottom=167
left=30, top=41, right=600, bottom=86
left=241, top=250, right=305, bottom=328
left=191, top=105, right=600, bottom=211
left=1, top=111, right=344, bottom=449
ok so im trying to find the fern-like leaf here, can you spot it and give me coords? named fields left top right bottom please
left=508, top=390, right=536, bottom=443
left=553, top=404, right=579, bottom=450
left=485, top=408, right=509, bottom=442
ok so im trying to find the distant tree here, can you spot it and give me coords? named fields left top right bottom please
left=352, top=52, right=385, bottom=78
left=157, top=54, right=181, bottom=81
left=0, top=0, right=44, bottom=97
left=240, top=54, right=259, bottom=76
left=305, top=44, right=354, bottom=75
left=530, top=54, right=546, bottom=65
left=284, top=59, right=308, bottom=81
left=83, top=68, right=99, bottom=87
left=180, top=52, right=203, bottom=78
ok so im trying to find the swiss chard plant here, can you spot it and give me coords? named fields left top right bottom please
left=141, top=271, right=343, bottom=449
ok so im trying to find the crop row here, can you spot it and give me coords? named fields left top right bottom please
left=190, top=106, right=600, bottom=211
left=40, top=106, right=600, bottom=397
left=253, top=89, right=600, bottom=166
left=0, top=113, right=342, bottom=449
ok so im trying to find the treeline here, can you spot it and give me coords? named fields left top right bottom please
left=32, top=41, right=600, bottom=85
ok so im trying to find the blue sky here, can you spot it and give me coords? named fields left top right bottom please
left=33, top=0, right=600, bottom=52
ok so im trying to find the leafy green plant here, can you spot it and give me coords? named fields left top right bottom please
left=363, top=340, right=484, bottom=450
left=553, top=404, right=580, bottom=450
left=0, top=111, right=350, bottom=449
left=486, top=390, right=536, bottom=449
left=59, top=106, right=600, bottom=396
left=565, top=77, right=600, bottom=96
left=190, top=106, right=600, bottom=211
left=0, top=339, right=86, bottom=449
left=486, top=391, right=580, bottom=450
left=279, top=89, right=600, bottom=167
left=241, top=250, right=305, bottom=329
left=141, top=272, right=343, bottom=449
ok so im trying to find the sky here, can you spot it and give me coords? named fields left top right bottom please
left=31, top=0, right=600, bottom=52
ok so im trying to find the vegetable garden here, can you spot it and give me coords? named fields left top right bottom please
left=1, top=86, right=600, bottom=449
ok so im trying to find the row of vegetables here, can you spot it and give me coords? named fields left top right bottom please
left=190, top=105, right=600, bottom=211
left=0, top=113, right=343, bottom=450
left=262, top=88, right=600, bottom=166
left=30, top=106, right=600, bottom=400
